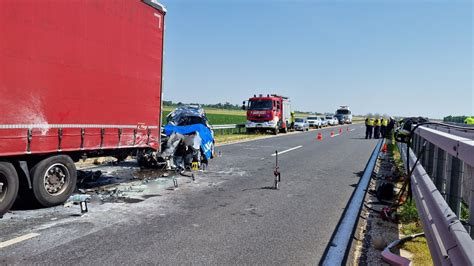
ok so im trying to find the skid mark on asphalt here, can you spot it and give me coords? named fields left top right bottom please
left=271, top=145, right=303, bottom=156
left=0, top=233, right=40, bottom=249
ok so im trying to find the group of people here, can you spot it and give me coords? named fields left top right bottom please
left=365, top=116, right=394, bottom=139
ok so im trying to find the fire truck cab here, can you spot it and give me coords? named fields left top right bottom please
left=243, top=94, right=292, bottom=135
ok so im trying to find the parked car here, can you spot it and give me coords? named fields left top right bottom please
left=320, top=117, right=329, bottom=127
left=326, top=116, right=337, bottom=126
left=294, top=118, right=309, bottom=131
left=307, top=116, right=322, bottom=128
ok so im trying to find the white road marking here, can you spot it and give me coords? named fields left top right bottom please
left=350, top=129, right=355, bottom=131
left=332, top=133, right=340, bottom=137
left=271, top=145, right=303, bottom=156
left=0, top=233, right=40, bottom=249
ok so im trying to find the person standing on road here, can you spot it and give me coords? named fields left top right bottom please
left=365, top=117, right=374, bottom=139
left=373, top=118, right=380, bottom=139
left=381, top=118, right=388, bottom=138
left=290, top=111, right=296, bottom=130
left=386, top=116, right=395, bottom=138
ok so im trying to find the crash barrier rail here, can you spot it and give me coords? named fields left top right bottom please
left=398, top=125, right=474, bottom=265
left=444, top=122, right=474, bottom=128
left=211, top=124, right=246, bottom=135
left=321, top=139, right=383, bottom=265
left=410, top=125, right=474, bottom=236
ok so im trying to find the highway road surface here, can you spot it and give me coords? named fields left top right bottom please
left=0, top=125, right=378, bottom=264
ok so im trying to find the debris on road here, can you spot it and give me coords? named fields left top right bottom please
left=73, top=163, right=186, bottom=205
left=273, top=150, right=281, bottom=189
left=64, top=194, right=92, bottom=215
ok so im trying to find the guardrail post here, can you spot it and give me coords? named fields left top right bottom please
left=415, top=135, right=423, bottom=155
left=447, top=156, right=464, bottom=216
left=432, top=147, right=447, bottom=196
left=468, top=164, right=474, bottom=237
left=412, top=134, right=418, bottom=153
left=412, top=133, right=418, bottom=152
left=424, top=142, right=435, bottom=177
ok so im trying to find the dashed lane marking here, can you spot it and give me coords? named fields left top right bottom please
left=271, top=145, right=303, bottom=156
left=0, top=233, right=40, bottom=249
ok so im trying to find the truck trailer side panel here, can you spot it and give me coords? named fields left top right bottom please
left=0, top=0, right=165, bottom=156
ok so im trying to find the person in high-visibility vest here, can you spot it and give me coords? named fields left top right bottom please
left=365, top=117, right=374, bottom=139
left=465, top=117, right=474, bottom=125
left=381, top=118, right=388, bottom=138
left=290, top=111, right=296, bottom=130
left=374, top=118, right=381, bottom=139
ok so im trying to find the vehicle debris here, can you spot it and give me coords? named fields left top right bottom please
left=64, top=194, right=91, bottom=215
left=274, top=150, right=281, bottom=189
left=77, top=170, right=103, bottom=184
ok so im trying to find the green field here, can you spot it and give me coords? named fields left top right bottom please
left=162, top=106, right=246, bottom=125
left=162, top=106, right=316, bottom=126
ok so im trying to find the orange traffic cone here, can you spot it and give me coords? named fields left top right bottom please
left=339, top=128, right=342, bottom=134
left=317, top=132, right=323, bottom=141
left=330, top=130, right=335, bottom=137
left=347, top=127, right=350, bottom=132
left=382, top=143, right=388, bottom=153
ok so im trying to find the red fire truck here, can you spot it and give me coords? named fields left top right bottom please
left=0, top=0, right=166, bottom=216
left=243, top=94, right=292, bottom=135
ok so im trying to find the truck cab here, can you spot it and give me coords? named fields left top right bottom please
left=243, top=94, right=291, bottom=135
left=335, top=106, right=353, bottom=124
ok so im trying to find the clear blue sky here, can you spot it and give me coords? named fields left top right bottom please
left=160, top=0, right=472, bottom=118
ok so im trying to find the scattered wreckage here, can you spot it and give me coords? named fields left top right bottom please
left=138, top=105, right=215, bottom=171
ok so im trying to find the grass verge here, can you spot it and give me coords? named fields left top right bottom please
left=214, top=133, right=266, bottom=145
left=401, top=237, right=433, bottom=265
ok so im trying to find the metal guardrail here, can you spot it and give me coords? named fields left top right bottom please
left=411, top=126, right=474, bottom=234
left=321, top=140, right=383, bottom=265
left=443, top=121, right=474, bottom=129
left=211, top=124, right=245, bottom=130
left=211, top=124, right=246, bottom=135
left=399, top=124, right=474, bottom=265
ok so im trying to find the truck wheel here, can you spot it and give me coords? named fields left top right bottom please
left=246, top=128, right=254, bottom=134
left=0, top=162, right=19, bottom=216
left=30, top=155, right=77, bottom=207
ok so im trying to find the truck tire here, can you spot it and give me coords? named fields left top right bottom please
left=30, top=155, right=77, bottom=207
left=246, top=128, right=254, bottom=134
left=0, top=162, right=19, bottom=217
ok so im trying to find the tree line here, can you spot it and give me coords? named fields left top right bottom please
left=163, top=101, right=242, bottom=110
left=443, top=115, right=469, bottom=123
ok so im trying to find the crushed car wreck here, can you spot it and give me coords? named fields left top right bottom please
left=164, top=105, right=215, bottom=170
left=139, top=105, right=215, bottom=170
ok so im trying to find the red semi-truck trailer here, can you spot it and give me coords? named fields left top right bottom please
left=243, top=94, right=292, bottom=135
left=0, top=0, right=166, bottom=216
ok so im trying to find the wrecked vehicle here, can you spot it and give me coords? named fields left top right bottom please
left=137, top=105, right=215, bottom=169
left=161, top=106, right=215, bottom=170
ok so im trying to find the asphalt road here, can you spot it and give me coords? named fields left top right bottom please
left=0, top=125, right=378, bottom=265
